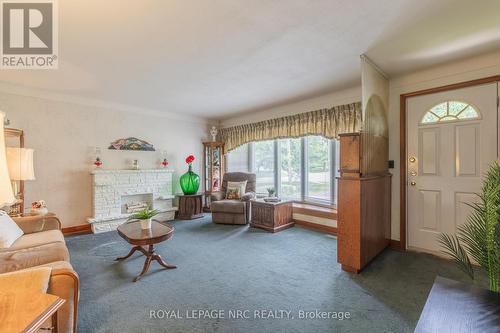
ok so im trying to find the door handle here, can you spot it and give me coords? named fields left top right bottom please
left=409, top=156, right=416, bottom=163
left=410, top=181, right=416, bottom=186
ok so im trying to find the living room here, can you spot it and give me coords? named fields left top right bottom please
left=0, top=1, right=499, bottom=333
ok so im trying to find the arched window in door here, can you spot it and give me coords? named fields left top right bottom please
left=421, top=101, right=480, bottom=124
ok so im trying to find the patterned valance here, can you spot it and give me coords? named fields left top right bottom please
left=219, top=102, right=362, bottom=153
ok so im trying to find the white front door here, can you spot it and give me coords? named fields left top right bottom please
left=407, top=82, right=499, bottom=254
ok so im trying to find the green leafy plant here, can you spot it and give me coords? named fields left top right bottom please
left=127, top=208, right=159, bottom=221
left=438, top=161, right=500, bottom=292
left=266, top=187, right=276, bottom=197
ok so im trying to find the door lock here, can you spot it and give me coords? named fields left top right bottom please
left=409, top=157, right=416, bottom=163
left=410, top=181, right=417, bottom=186
left=410, top=171, right=417, bottom=176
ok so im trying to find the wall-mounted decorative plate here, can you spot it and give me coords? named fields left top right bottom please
left=108, top=137, right=155, bottom=151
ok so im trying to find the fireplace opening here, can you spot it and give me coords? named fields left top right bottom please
left=121, top=193, right=154, bottom=214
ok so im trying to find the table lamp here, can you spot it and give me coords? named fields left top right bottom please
left=0, top=111, right=16, bottom=209
left=6, top=147, right=35, bottom=216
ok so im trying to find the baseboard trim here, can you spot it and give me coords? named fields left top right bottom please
left=62, top=224, right=92, bottom=235
left=294, top=219, right=337, bottom=235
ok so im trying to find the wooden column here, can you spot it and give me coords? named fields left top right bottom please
left=337, top=133, right=391, bottom=273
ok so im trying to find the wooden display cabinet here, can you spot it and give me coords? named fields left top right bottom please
left=202, top=141, right=225, bottom=211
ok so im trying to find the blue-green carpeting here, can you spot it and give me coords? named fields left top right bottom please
left=66, top=215, right=484, bottom=333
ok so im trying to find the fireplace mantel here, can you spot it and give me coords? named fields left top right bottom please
left=88, top=169, right=177, bottom=233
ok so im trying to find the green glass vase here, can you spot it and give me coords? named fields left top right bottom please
left=180, top=165, right=200, bottom=195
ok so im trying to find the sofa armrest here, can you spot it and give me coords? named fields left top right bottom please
left=241, top=192, right=256, bottom=201
left=13, top=214, right=62, bottom=234
left=211, top=191, right=225, bottom=202
left=48, top=265, right=80, bottom=333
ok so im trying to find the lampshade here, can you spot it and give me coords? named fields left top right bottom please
left=0, top=112, right=15, bottom=207
left=6, top=147, right=35, bottom=181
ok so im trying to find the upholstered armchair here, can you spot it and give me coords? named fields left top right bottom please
left=211, top=172, right=256, bottom=225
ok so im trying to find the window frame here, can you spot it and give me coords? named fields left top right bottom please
left=420, top=100, right=481, bottom=125
left=226, top=136, right=338, bottom=206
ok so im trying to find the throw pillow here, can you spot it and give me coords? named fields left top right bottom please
left=226, top=187, right=241, bottom=200
left=0, top=211, right=24, bottom=248
left=227, top=181, right=247, bottom=197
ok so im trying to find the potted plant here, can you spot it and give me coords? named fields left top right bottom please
left=127, top=208, right=159, bottom=230
left=266, top=187, right=276, bottom=197
left=438, top=161, right=500, bottom=292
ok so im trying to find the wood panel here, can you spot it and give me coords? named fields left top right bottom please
left=337, top=177, right=362, bottom=272
left=337, top=133, right=392, bottom=273
left=360, top=175, right=391, bottom=266
left=339, top=133, right=361, bottom=176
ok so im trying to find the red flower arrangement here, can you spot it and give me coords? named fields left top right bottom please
left=161, top=158, right=169, bottom=167
left=185, top=155, right=195, bottom=164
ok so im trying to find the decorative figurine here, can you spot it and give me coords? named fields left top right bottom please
left=210, top=126, right=218, bottom=142
left=132, top=159, right=139, bottom=170
left=94, top=147, right=102, bottom=168
left=30, top=200, right=48, bottom=216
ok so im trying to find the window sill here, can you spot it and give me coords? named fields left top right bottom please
left=292, top=202, right=337, bottom=220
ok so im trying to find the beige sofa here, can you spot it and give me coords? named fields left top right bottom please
left=0, top=215, right=79, bottom=333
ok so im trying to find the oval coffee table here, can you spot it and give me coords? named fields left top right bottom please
left=115, top=220, right=176, bottom=282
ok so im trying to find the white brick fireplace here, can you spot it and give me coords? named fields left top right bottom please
left=88, top=169, right=177, bottom=233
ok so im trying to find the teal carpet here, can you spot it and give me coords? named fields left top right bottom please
left=66, top=215, right=483, bottom=333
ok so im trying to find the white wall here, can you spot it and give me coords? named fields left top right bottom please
left=389, top=50, right=500, bottom=241
left=220, top=86, right=361, bottom=127
left=0, top=92, right=209, bottom=227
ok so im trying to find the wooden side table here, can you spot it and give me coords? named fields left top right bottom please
left=0, top=292, right=65, bottom=333
left=250, top=199, right=294, bottom=233
left=177, top=194, right=204, bottom=220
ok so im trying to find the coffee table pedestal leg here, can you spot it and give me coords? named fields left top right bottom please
left=116, top=244, right=176, bottom=282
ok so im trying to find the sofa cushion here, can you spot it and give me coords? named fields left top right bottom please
left=0, top=211, right=24, bottom=249
left=0, top=266, right=52, bottom=293
left=3, top=230, right=65, bottom=252
left=0, top=241, right=70, bottom=274
left=211, top=200, right=245, bottom=214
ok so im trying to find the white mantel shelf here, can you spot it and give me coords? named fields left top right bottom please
left=90, top=169, right=174, bottom=174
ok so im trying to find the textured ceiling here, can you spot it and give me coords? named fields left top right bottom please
left=1, top=0, right=500, bottom=120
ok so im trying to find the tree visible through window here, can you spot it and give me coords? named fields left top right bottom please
left=421, top=101, right=479, bottom=124
left=280, top=138, right=301, bottom=199
left=306, top=136, right=331, bottom=201
left=254, top=140, right=275, bottom=194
